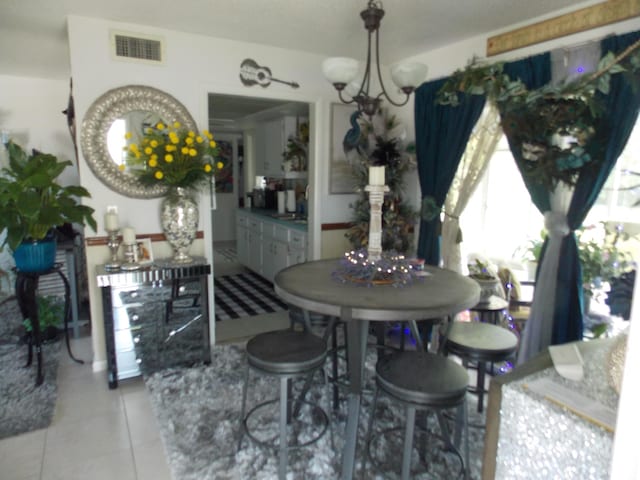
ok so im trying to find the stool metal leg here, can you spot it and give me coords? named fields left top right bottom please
left=279, top=377, right=289, bottom=480
left=237, top=364, right=250, bottom=452
left=477, top=361, right=486, bottom=413
left=401, top=406, right=416, bottom=480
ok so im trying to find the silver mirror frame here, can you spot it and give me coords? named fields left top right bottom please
left=80, top=85, right=197, bottom=198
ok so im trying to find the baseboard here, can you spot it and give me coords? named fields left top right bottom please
left=92, top=359, right=107, bottom=373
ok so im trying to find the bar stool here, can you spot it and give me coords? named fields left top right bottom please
left=365, top=351, right=470, bottom=480
left=443, top=321, right=518, bottom=413
left=237, top=329, right=330, bottom=480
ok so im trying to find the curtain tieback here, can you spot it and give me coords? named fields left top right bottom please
left=544, top=211, right=570, bottom=239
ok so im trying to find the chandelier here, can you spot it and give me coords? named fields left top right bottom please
left=322, top=0, right=427, bottom=117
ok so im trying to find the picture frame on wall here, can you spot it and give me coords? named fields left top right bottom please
left=329, top=103, right=359, bottom=194
left=135, top=238, right=154, bottom=265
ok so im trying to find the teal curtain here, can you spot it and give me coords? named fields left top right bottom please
left=414, top=78, right=486, bottom=265
left=502, top=53, right=552, bottom=213
left=553, top=30, right=640, bottom=343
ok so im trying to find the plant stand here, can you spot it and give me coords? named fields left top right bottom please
left=15, top=264, right=83, bottom=386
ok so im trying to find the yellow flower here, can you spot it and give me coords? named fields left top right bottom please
left=169, top=132, right=179, bottom=144
left=185, top=137, right=194, bottom=146
left=155, top=171, right=164, bottom=179
left=204, top=164, right=212, bottom=173
left=173, top=121, right=181, bottom=128
left=189, top=148, right=197, bottom=157
left=188, top=131, right=195, bottom=138
left=118, top=164, right=126, bottom=171
left=210, top=140, right=217, bottom=148
left=166, top=145, right=176, bottom=152
left=156, top=122, right=165, bottom=130
left=148, top=158, right=158, bottom=167
left=124, top=132, right=132, bottom=139
left=216, top=161, right=224, bottom=170
left=196, top=136, right=203, bottom=143
left=129, top=144, right=139, bottom=153
left=144, top=147, right=152, bottom=155
left=150, top=140, right=158, bottom=148
left=165, top=154, right=174, bottom=163
left=150, top=154, right=158, bottom=161
left=181, top=147, right=189, bottom=155
left=203, top=130, right=213, bottom=140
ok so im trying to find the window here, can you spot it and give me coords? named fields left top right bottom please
left=460, top=122, right=640, bottom=271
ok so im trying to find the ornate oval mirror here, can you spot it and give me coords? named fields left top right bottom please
left=80, top=85, right=197, bottom=198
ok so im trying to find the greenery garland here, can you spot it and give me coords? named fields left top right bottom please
left=437, top=38, right=640, bottom=190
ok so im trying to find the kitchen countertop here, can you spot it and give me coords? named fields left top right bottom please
left=238, top=208, right=307, bottom=232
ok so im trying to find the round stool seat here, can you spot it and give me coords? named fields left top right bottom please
left=376, top=351, right=469, bottom=408
left=246, top=330, right=327, bottom=374
left=446, top=322, right=518, bottom=362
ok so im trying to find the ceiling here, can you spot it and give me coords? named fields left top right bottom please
left=1, top=0, right=597, bottom=80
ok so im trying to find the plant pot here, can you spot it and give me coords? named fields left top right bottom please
left=471, top=277, right=500, bottom=305
left=13, top=236, right=57, bottom=272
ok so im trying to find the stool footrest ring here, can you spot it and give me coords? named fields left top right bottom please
left=242, top=398, right=329, bottom=451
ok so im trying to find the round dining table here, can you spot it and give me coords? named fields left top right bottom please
left=274, top=258, right=480, bottom=479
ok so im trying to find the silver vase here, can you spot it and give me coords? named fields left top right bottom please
left=160, top=187, right=198, bottom=263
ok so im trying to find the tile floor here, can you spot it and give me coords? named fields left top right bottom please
left=0, top=252, right=291, bottom=480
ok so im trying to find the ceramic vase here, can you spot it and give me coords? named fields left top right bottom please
left=160, top=187, right=198, bottom=264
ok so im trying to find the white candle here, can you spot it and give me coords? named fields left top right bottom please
left=104, top=212, right=119, bottom=231
left=369, top=166, right=385, bottom=186
left=122, top=227, right=136, bottom=245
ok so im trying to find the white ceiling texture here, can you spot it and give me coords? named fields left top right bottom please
left=1, top=0, right=598, bottom=80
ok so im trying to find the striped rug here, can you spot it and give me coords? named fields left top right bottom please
left=214, top=271, right=289, bottom=322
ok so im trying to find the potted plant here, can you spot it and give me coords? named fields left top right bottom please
left=22, top=295, right=64, bottom=342
left=0, top=141, right=97, bottom=272
left=468, top=258, right=501, bottom=304
left=576, top=223, right=633, bottom=298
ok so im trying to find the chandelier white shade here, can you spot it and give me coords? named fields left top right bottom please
left=322, top=0, right=427, bottom=116
left=390, top=62, right=429, bottom=93
left=321, top=57, right=360, bottom=86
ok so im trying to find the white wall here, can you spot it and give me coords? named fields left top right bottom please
left=0, top=74, right=78, bottom=185
left=67, top=15, right=364, bottom=368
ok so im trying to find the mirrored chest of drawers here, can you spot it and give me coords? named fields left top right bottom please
left=97, top=258, right=211, bottom=388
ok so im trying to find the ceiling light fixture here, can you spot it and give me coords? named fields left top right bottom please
left=322, top=0, right=428, bottom=117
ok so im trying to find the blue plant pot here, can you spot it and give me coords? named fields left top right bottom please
left=13, top=237, right=57, bottom=272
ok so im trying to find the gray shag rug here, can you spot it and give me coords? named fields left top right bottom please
left=0, top=297, right=61, bottom=440
left=146, top=342, right=487, bottom=479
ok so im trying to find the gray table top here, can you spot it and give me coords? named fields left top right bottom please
left=274, top=259, right=480, bottom=321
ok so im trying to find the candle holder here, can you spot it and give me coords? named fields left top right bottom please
left=121, top=243, right=140, bottom=271
left=365, top=183, right=390, bottom=262
left=104, top=229, right=121, bottom=271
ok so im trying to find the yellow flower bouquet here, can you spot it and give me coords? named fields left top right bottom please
left=125, top=121, right=222, bottom=191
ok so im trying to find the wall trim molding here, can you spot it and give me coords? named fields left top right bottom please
left=487, top=0, right=640, bottom=56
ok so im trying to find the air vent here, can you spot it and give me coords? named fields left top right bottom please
left=110, top=30, right=164, bottom=64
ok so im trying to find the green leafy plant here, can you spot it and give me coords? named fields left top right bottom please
left=23, top=295, right=64, bottom=333
left=437, top=39, right=640, bottom=189
left=0, top=141, right=97, bottom=251
left=576, top=222, right=634, bottom=294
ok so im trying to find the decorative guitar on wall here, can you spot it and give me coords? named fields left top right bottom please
left=239, top=59, right=300, bottom=89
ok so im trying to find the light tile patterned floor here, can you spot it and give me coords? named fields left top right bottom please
left=0, top=336, right=170, bottom=480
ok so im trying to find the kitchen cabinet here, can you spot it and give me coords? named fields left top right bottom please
left=235, top=210, right=307, bottom=282
left=97, top=259, right=211, bottom=389
left=255, top=116, right=301, bottom=177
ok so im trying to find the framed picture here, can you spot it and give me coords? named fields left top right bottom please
left=215, top=140, right=234, bottom=193
left=135, top=238, right=154, bottom=265
left=329, top=103, right=359, bottom=194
